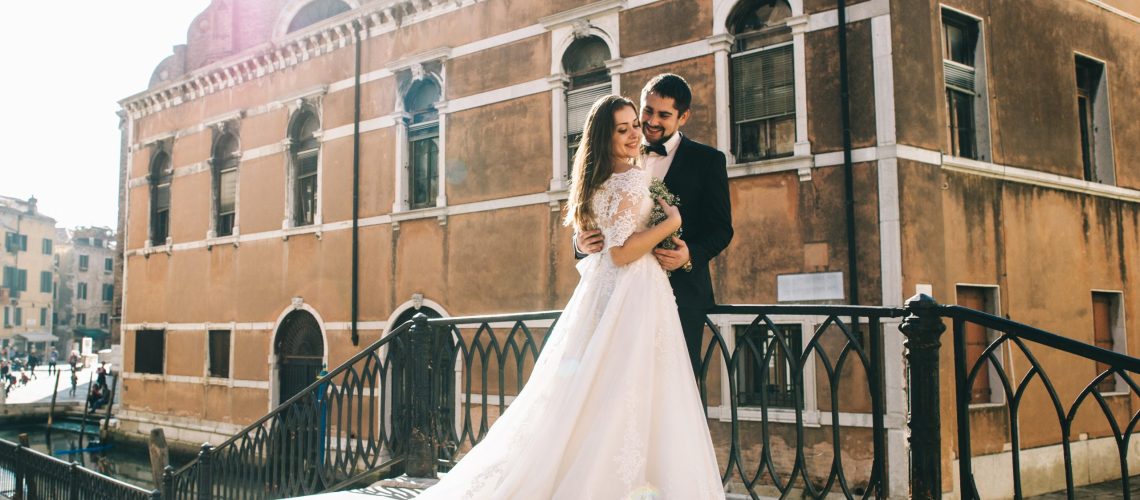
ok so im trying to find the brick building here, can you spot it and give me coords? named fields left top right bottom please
left=117, top=0, right=1139, bottom=496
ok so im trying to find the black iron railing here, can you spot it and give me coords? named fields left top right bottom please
left=162, top=322, right=414, bottom=499
left=0, top=437, right=157, bottom=500
left=939, top=302, right=1140, bottom=499
left=161, top=295, right=1140, bottom=499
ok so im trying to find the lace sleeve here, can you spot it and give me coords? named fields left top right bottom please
left=594, top=171, right=647, bottom=251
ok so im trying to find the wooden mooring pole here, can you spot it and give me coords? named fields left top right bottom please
left=148, top=428, right=170, bottom=489
left=48, top=368, right=61, bottom=427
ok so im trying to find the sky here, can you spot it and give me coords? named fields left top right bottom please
left=0, top=1, right=212, bottom=230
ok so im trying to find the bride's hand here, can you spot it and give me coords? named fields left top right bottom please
left=657, top=198, right=681, bottom=230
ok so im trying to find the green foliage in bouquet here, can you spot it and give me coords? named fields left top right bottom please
left=648, top=178, right=681, bottom=250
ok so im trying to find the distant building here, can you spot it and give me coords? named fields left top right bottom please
left=0, top=195, right=57, bottom=355
left=53, top=227, right=117, bottom=354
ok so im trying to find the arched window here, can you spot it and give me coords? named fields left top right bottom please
left=290, top=110, right=320, bottom=227
left=405, top=79, right=440, bottom=210
left=729, top=0, right=795, bottom=162
left=287, top=0, right=351, bottom=34
left=149, top=149, right=172, bottom=246
left=562, top=36, right=612, bottom=166
left=212, top=133, right=240, bottom=237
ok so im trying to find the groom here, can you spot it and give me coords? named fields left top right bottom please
left=575, top=73, right=734, bottom=378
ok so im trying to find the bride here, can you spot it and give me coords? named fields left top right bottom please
left=416, top=95, right=725, bottom=499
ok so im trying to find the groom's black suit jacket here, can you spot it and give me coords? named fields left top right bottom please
left=661, top=135, right=733, bottom=310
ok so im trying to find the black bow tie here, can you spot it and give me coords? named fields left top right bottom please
left=640, top=143, right=667, bottom=156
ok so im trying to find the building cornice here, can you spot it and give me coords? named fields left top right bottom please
left=119, top=0, right=481, bottom=120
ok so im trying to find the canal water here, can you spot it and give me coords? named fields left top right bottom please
left=0, top=420, right=190, bottom=491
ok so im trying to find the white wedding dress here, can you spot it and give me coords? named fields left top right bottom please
left=417, top=164, right=725, bottom=500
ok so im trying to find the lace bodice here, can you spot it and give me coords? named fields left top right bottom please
left=590, top=166, right=652, bottom=252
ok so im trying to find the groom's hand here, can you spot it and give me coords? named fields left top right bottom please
left=575, top=229, right=604, bottom=254
left=654, top=237, right=690, bottom=271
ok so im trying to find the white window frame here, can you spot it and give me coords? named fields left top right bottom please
left=544, top=4, right=621, bottom=192
left=713, top=0, right=811, bottom=179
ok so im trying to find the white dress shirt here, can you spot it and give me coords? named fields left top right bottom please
left=644, top=131, right=683, bottom=181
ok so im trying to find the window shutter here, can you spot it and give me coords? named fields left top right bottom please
left=156, top=185, right=172, bottom=211
left=219, top=169, right=238, bottom=213
left=732, top=45, right=795, bottom=123
left=566, top=83, right=612, bottom=138
left=943, top=60, right=976, bottom=95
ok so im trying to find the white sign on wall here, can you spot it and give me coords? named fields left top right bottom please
left=777, top=272, right=845, bottom=302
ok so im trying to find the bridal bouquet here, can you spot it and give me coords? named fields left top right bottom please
left=648, top=177, right=682, bottom=249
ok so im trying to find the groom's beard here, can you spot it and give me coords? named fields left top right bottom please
left=643, top=127, right=673, bottom=146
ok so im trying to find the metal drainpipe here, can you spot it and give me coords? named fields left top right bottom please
left=838, top=0, right=859, bottom=308
left=351, top=20, right=362, bottom=346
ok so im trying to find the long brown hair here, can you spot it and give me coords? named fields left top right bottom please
left=564, top=95, right=638, bottom=232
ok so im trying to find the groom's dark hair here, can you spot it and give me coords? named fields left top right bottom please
left=641, top=73, right=692, bottom=115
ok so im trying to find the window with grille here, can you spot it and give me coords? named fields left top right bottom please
left=290, top=110, right=320, bottom=227
left=150, top=149, right=172, bottom=245
left=209, top=329, right=231, bottom=378
left=728, top=0, right=795, bottom=163
left=1075, top=56, right=1115, bottom=185
left=213, top=132, right=240, bottom=236
left=562, top=36, right=612, bottom=169
left=405, top=79, right=441, bottom=210
left=736, top=323, right=803, bottom=408
left=134, top=330, right=165, bottom=375
left=941, top=9, right=990, bottom=161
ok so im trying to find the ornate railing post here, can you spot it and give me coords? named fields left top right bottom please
left=162, top=464, right=174, bottom=500
left=13, top=441, right=24, bottom=500
left=901, top=293, right=946, bottom=499
left=196, top=443, right=213, bottom=500
left=406, top=312, right=438, bottom=478
left=68, top=462, right=80, bottom=500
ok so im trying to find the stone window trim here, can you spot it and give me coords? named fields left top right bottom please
left=207, top=120, right=243, bottom=244
left=271, top=0, right=363, bottom=43
left=545, top=9, right=622, bottom=193
left=145, top=140, right=175, bottom=253
left=283, top=97, right=326, bottom=238
left=391, top=57, right=449, bottom=216
left=712, top=0, right=812, bottom=181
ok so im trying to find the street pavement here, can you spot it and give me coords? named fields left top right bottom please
left=2, top=365, right=100, bottom=405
